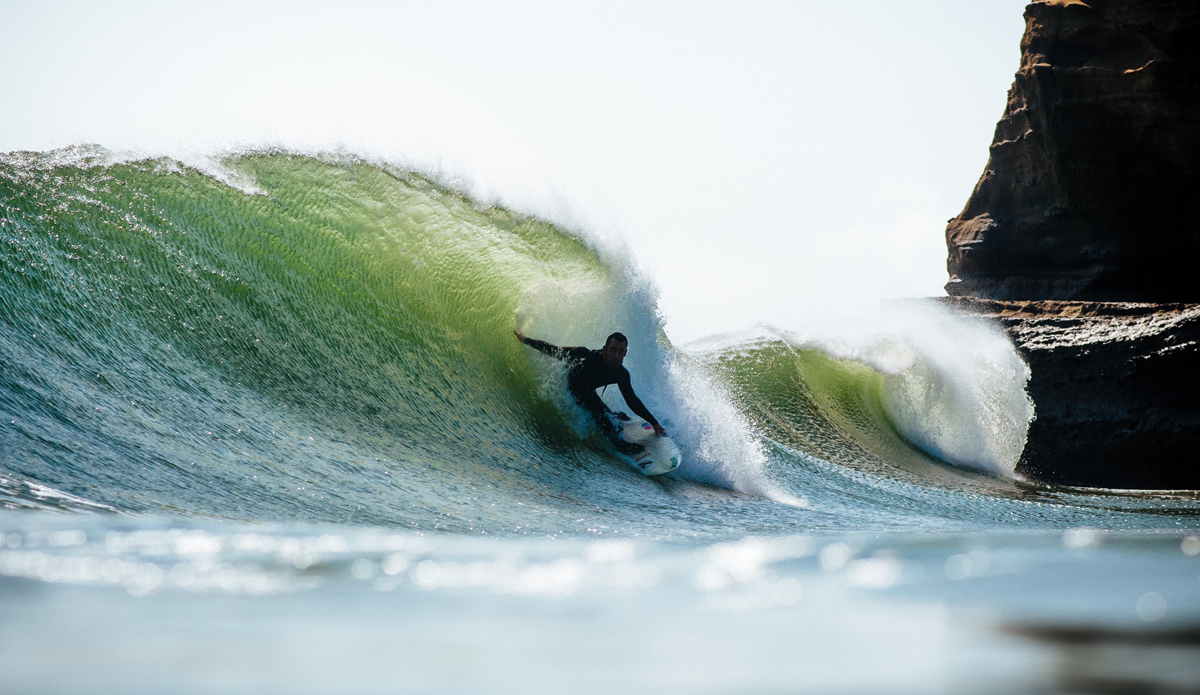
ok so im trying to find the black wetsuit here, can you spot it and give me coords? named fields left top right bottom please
left=520, top=337, right=661, bottom=455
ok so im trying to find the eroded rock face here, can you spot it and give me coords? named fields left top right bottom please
left=942, top=298, right=1200, bottom=490
left=946, top=0, right=1200, bottom=300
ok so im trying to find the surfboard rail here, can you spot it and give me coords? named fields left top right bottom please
left=620, top=418, right=681, bottom=476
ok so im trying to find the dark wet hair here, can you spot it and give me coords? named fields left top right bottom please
left=605, top=332, right=628, bottom=346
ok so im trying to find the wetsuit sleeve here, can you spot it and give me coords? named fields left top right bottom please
left=520, top=337, right=569, bottom=359
left=617, top=369, right=661, bottom=429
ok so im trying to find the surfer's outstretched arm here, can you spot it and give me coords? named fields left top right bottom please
left=617, top=373, right=666, bottom=436
left=515, top=331, right=570, bottom=360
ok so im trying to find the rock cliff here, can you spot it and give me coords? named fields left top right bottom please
left=945, top=0, right=1200, bottom=300
left=941, top=1, right=1200, bottom=489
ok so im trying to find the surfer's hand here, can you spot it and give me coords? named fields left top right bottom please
left=653, top=424, right=667, bottom=437
left=513, top=329, right=525, bottom=342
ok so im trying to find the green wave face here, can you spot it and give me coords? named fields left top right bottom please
left=0, top=151, right=661, bottom=524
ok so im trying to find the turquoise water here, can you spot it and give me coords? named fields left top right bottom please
left=2, top=149, right=1199, bottom=693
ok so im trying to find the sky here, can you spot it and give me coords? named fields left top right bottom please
left=0, top=1, right=1030, bottom=342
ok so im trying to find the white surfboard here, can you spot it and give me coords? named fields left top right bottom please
left=619, top=418, right=682, bottom=476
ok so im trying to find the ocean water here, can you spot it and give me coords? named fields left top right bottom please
left=2, top=149, right=1199, bottom=694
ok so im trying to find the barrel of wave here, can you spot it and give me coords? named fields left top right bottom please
left=515, top=270, right=789, bottom=501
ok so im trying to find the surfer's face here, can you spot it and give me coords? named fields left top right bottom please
left=602, top=338, right=628, bottom=369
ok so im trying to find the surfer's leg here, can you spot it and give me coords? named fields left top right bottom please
left=573, top=389, right=642, bottom=456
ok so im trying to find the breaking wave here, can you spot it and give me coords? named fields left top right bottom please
left=0, top=149, right=1059, bottom=539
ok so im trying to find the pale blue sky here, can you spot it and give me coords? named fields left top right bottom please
left=0, top=1, right=1029, bottom=340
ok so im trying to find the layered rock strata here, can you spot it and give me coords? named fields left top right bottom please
left=945, top=0, right=1200, bottom=300
left=942, top=298, right=1200, bottom=490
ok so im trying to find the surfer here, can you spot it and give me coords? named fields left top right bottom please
left=515, top=330, right=667, bottom=455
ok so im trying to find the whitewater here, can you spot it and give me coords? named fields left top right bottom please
left=2, top=149, right=1200, bottom=694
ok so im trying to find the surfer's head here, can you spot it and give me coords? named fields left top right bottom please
left=601, top=333, right=628, bottom=369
